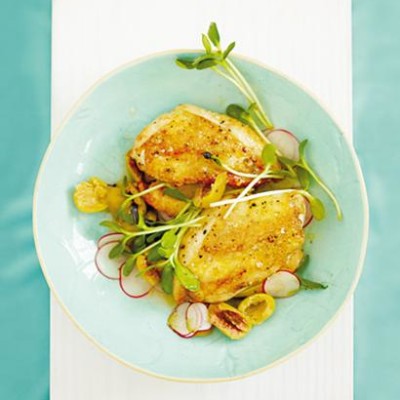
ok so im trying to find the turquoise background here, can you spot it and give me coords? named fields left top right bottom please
left=0, top=1, right=51, bottom=399
left=0, top=0, right=398, bottom=396
left=353, top=1, right=400, bottom=399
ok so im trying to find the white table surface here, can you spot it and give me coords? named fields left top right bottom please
left=51, top=1, right=353, bottom=398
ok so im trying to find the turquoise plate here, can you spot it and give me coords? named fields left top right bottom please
left=34, top=51, right=368, bottom=382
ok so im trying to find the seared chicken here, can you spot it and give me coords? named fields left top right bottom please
left=175, top=192, right=306, bottom=303
left=130, top=104, right=266, bottom=188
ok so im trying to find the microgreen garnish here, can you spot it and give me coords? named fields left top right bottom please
left=101, top=198, right=202, bottom=291
left=161, top=262, right=174, bottom=294
left=120, top=182, right=166, bottom=208
left=202, top=150, right=285, bottom=181
left=108, top=242, right=124, bottom=259
left=122, top=239, right=162, bottom=276
left=176, top=22, right=273, bottom=131
left=296, top=140, right=342, bottom=220
left=176, top=22, right=342, bottom=221
left=164, top=187, right=191, bottom=202
left=210, top=188, right=325, bottom=221
left=298, top=276, right=328, bottom=290
left=223, top=143, right=278, bottom=218
left=226, top=104, right=270, bottom=144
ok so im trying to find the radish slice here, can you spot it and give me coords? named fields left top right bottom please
left=168, top=303, right=196, bottom=338
left=95, top=241, right=126, bottom=280
left=267, top=129, right=300, bottom=161
left=303, top=197, right=313, bottom=227
left=185, top=302, right=212, bottom=332
left=97, top=233, right=124, bottom=248
left=186, top=303, right=203, bottom=332
left=190, top=303, right=212, bottom=332
left=263, top=271, right=300, bottom=298
left=119, top=264, right=153, bottom=298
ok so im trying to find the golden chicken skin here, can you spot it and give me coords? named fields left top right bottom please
left=174, top=192, right=306, bottom=303
left=130, top=104, right=266, bottom=188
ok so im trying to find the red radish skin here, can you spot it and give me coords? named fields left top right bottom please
left=118, top=265, right=153, bottom=298
left=97, top=232, right=124, bottom=249
left=267, top=129, right=300, bottom=161
left=95, top=241, right=125, bottom=280
left=263, top=270, right=301, bottom=298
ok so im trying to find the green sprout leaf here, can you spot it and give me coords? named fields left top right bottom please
left=297, top=167, right=311, bottom=190
left=161, top=263, right=174, bottom=294
left=117, top=204, right=135, bottom=224
left=207, top=22, right=220, bottom=47
left=192, top=54, right=216, bottom=66
left=122, top=256, right=137, bottom=277
left=261, top=144, right=277, bottom=166
left=297, top=254, right=310, bottom=273
left=100, top=220, right=125, bottom=233
left=173, top=258, right=200, bottom=292
left=161, top=230, right=177, bottom=249
left=158, top=246, right=174, bottom=258
left=299, top=139, right=308, bottom=159
left=147, top=244, right=164, bottom=262
left=299, top=276, right=327, bottom=290
left=196, top=58, right=218, bottom=70
left=175, top=58, right=195, bottom=69
left=130, top=236, right=146, bottom=252
left=278, top=156, right=296, bottom=167
left=202, top=34, right=212, bottom=53
left=226, top=103, right=250, bottom=125
left=164, top=187, right=190, bottom=202
left=308, top=195, right=325, bottom=220
left=223, top=42, right=236, bottom=59
left=146, top=232, right=162, bottom=244
left=108, top=242, right=124, bottom=259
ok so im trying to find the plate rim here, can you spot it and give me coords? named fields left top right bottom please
left=33, top=48, right=369, bottom=383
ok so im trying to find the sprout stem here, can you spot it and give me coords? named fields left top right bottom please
left=224, top=59, right=274, bottom=129
left=121, top=183, right=166, bottom=210
left=224, top=167, right=271, bottom=218
left=210, top=189, right=297, bottom=208
left=125, top=217, right=204, bottom=238
left=301, top=165, right=342, bottom=220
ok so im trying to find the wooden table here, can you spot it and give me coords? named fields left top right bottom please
left=51, top=0, right=353, bottom=398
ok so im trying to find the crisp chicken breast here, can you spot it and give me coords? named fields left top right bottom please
left=130, top=104, right=266, bottom=187
left=175, top=192, right=306, bottom=303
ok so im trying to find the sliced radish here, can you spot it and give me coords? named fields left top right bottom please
left=263, top=271, right=300, bottom=298
left=97, top=233, right=124, bottom=248
left=303, top=197, right=313, bottom=227
left=185, top=302, right=212, bottom=333
left=95, top=241, right=126, bottom=280
left=168, top=303, right=196, bottom=338
left=267, top=129, right=300, bottom=161
left=190, top=303, right=212, bottom=332
left=186, top=303, right=203, bottom=332
left=119, top=264, right=153, bottom=298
